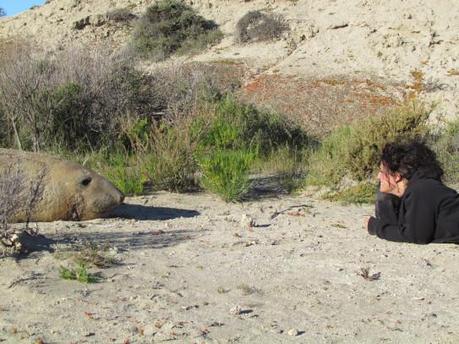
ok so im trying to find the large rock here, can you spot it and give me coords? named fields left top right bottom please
left=0, top=149, right=124, bottom=222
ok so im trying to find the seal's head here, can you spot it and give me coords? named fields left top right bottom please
left=43, top=160, right=125, bottom=221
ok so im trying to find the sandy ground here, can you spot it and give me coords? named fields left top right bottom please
left=1, top=190, right=459, bottom=343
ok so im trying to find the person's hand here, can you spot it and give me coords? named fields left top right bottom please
left=365, top=216, right=377, bottom=235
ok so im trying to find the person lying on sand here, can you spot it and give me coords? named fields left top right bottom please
left=365, top=140, right=459, bottom=244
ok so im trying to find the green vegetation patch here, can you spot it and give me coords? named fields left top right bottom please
left=432, top=118, right=459, bottom=183
left=192, top=97, right=312, bottom=200
left=131, top=0, right=223, bottom=60
left=199, top=149, right=255, bottom=202
left=306, top=101, right=431, bottom=202
left=59, top=263, right=102, bottom=284
left=145, top=122, right=200, bottom=193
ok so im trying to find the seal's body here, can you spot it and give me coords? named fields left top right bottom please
left=0, top=149, right=124, bottom=222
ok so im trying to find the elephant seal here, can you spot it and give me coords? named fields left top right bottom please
left=0, top=149, right=124, bottom=222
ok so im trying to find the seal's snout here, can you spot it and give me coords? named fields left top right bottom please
left=118, top=191, right=125, bottom=204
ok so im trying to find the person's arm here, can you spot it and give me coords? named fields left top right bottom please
left=368, top=189, right=436, bottom=244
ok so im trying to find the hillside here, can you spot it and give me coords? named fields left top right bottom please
left=1, top=0, right=458, bottom=131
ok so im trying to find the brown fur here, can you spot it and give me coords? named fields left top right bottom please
left=0, top=149, right=124, bottom=222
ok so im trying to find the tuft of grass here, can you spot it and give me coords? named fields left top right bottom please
left=59, top=263, right=101, bottom=283
left=131, top=0, right=223, bottom=60
left=307, top=101, right=431, bottom=192
left=199, top=149, right=255, bottom=202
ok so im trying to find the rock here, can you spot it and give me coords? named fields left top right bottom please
left=287, top=328, right=299, bottom=336
left=229, top=305, right=242, bottom=315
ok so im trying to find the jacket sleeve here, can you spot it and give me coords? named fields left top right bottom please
left=368, top=189, right=436, bottom=244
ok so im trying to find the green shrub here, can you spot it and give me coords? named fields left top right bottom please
left=235, top=11, right=288, bottom=43
left=101, top=153, right=145, bottom=196
left=43, top=82, right=91, bottom=150
left=432, top=118, right=459, bottom=183
left=190, top=97, right=312, bottom=199
left=131, top=0, right=223, bottom=60
left=59, top=263, right=101, bottom=283
left=145, top=123, right=200, bottom=192
left=199, top=149, right=255, bottom=202
left=0, top=45, right=160, bottom=153
left=307, top=102, right=431, bottom=189
left=197, top=97, right=312, bottom=155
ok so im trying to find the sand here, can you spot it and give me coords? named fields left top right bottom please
left=1, top=191, right=459, bottom=343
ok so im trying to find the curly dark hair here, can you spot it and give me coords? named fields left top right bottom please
left=381, top=140, right=444, bottom=181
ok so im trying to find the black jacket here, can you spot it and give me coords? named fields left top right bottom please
left=368, top=175, right=459, bottom=244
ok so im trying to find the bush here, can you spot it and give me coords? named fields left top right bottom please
left=145, top=122, right=200, bottom=193
left=106, top=8, right=137, bottom=23
left=432, top=118, right=459, bottom=183
left=139, top=96, right=312, bottom=196
left=0, top=44, right=158, bottom=152
left=190, top=97, right=312, bottom=199
left=235, top=11, right=288, bottom=43
left=131, top=0, right=223, bottom=60
left=149, top=62, right=237, bottom=123
left=197, top=97, right=312, bottom=156
left=307, top=102, right=431, bottom=196
left=100, top=153, right=145, bottom=196
left=199, top=149, right=255, bottom=202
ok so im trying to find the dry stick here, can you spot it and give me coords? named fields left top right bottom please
left=270, top=204, right=312, bottom=219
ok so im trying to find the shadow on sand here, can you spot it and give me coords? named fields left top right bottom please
left=52, top=228, right=197, bottom=250
left=13, top=205, right=201, bottom=257
left=109, top=204, right=200, bottom=221
left=243, top=174, right=304, bottom=201
left=17, top=228, right=197, bottom=257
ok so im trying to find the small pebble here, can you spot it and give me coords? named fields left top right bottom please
left=287, top=328, right=299, bottom=336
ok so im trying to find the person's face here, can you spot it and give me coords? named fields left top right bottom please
left=378, top=163, right=401, bottom=194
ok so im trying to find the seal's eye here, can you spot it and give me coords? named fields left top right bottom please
left=81, top=177, right=92, bottom=187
